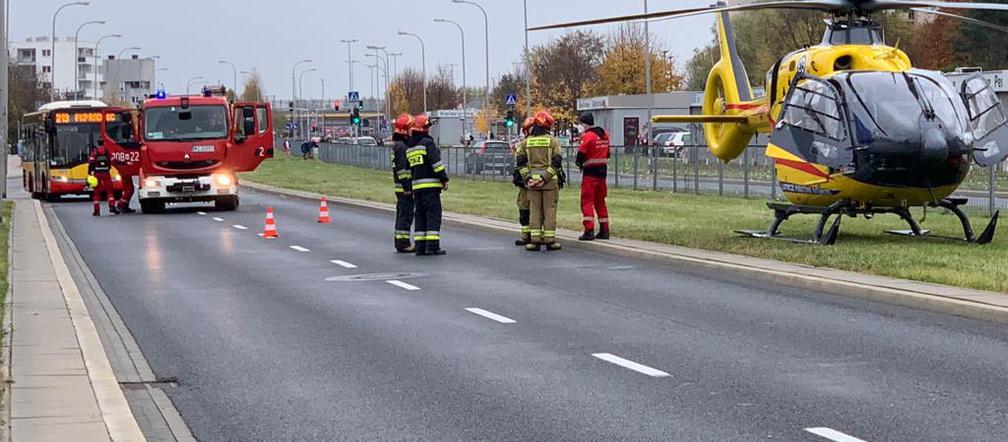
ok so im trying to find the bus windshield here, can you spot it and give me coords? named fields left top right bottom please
left=145, top=105, right=228, bottom=141
left=52, top=123, right=100, bottom=167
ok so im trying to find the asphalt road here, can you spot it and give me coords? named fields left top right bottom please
left=49, top=188, right=1008, bottom=441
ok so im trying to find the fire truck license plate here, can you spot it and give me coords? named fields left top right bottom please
left=192, top=145, right=215, bottom=153
left=182, top=185, right=195, bottom=192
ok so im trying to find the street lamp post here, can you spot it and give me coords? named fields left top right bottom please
left=154, top=67, right=166, bottom=90
left=291, top=59, right=311, bottom=138
left=117, top=46, right=139, bottom=59
left=73, top=19, right=103, bottom=99
left=51, top=1, right=89, bottom=100
left=367, top=45, right=391, bottom=126
left=397, top=30, right=426, bottom=113
left=185, top=75, right=203, bottom=94
left=452, top=0, right=488, bottom=135
left=434, top=18, right=468, bottom=135
left=523, top=0, right=531, bottom=111
left=299, top=67, right=317, bottom=139
left=218, top=60, right=237, bottom=97
left=340, top=39, right=358, bottom=95
left=93, top=33, right=120, bottom=99
left=389, top=52, right=402, bottom=79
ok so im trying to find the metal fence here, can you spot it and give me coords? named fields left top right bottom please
left=311, top=133, right=1006, bottom=216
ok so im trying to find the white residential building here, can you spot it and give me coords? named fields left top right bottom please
left=11, top=36, right=103, bottom=100
left=101, top=55, right=156, bottom=106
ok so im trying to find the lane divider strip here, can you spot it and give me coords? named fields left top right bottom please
left=330, top=260, right=357, bottom=268
left=465, top=308, right=516, bottom=324
left=386, top=280, right=420, bottom=291
left=591, top=353, right=670, bottom=377
left=289, top=245, right=310, bottom=252
left=211, top=217, right=224, bottom=222
left=805, top=428, right=867, bottom=442
left=232, top=224, right=248, bottom=230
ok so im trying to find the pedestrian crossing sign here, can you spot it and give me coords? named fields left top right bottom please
left=348, top=91, right=360, bottom=102
left=505, top=94, right=517, bottom=106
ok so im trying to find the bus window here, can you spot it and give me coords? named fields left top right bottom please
left=53, top=121, right=100, bottom=167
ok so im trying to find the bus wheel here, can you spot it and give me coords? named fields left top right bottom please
left=140, top=199, right=165, bottom=214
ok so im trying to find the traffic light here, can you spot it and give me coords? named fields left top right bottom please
left=505, top=110, right=515, bottom=128
left=351, top=107, right=361, bottom=125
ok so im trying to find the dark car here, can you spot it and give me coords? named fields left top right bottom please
left=465, top=140, right=513, bottom=175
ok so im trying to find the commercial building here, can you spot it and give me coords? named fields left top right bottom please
left=11, top=36, right=101, bottom=99
left=101, top=55, right=156, bottom=105
left=575, top=92, right=699, bottom=146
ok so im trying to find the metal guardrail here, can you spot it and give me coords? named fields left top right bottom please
left=310, top=139, right=1005, bottom=216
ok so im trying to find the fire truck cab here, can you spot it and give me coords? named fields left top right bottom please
left=100, top=87, right=273, bottom=213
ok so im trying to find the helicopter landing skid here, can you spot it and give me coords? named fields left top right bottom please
left=736, top=199, right=998, bottom=245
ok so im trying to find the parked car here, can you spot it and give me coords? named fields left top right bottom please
left=355, top=136, right=378, bottom=146
left=466, top=140, right=513, bottom=175
left=663, top=131, right=692, bottom=157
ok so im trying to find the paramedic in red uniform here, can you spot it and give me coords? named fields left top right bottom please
left=88, top=145, right=119, bottom=216
left=575, top=111, right=610, bottom=241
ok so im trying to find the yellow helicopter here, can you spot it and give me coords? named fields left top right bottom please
left=531, top=0, right=1008, bottom=244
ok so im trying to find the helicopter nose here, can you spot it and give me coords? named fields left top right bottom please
left=920, top=125, right=949, bottom=170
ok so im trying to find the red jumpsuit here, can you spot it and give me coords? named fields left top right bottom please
left=118, top=173, right=135, bottom=212
left=88, top=146, right=118, bottom=215
left=576, top=127, right=610, bottom=232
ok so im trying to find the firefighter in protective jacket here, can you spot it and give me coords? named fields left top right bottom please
left=406, top=115, right=448, bottom=256
left=512, top=116, right=536, bottom=246
left=516, top=111, right=563, bottom=251
left=87, top=145, right=119, bottom=216
left=392, top=114, right=415, bottom=253
left=575, top=111, right=611, bottom=240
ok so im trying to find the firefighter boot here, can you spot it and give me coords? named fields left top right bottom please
left=395, top=239, right=415, bottom=253
left=515, top=209, right=531, bottom=246
left=109, top=204, right=120, bottom=215
left=514, top=232, right=531, bottom=246
left=546, top=242, right=562, bottom=251
left=414, top=240, right=428, bottom=256
left=426, top=240, right=447, bottom=256
left=92, top=203, right=100, bottom=217
left=596, top=225, right=610, bottom=240
left=578, top=229, right=595, bottom=241
left=525, top=242, right=542, bottom=252
left=119, top=201, right=136, bottom=214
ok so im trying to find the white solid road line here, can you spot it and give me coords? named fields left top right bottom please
left=386, top=280, right=420, bottom=291
left=289, top=245, right=310, bottom=252
left=196, top=211, right=206, bottom=216
left=805, top=428, right=868, bottom=442
left=330, top=260, right=358, bottom=269
left=465, top=308, right=516, bottom=324
left=591, top=353, right=670, bottom=378
left=232, top=224, right=248, bottom=230
left=211, top=217, right=224, bottom=222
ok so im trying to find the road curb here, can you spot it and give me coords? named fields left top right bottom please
left=241, top=181, right=1008, bottom=323
left=33, top=200, right=146, bottom=441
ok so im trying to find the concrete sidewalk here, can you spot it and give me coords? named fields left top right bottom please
left=7, top=192, right=144, bottom=440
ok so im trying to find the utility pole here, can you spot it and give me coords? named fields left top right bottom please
left=340, top=39, right=357, bottom=96
left=523, top=0, right=531, bottom=112
left=644, top=0, right=656, bottom=191
left=1, top=0, right=7, bottom=199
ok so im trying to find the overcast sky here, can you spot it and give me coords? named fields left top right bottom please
left=14, top=0, right=717, bottom=100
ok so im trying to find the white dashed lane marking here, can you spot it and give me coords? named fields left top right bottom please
left=330, top=260, right=357, bottom=269
left=465, top=308, right=516, bottom=324
left=289, top=245, right=310, bottom=252
left=385, top=280, right=420, bottom=291
left=232, top=224, right=248, bottom=230
left=196, top=211, right=207, bottom=216
left=805, top=428, right=867, bottom=442
left=211, top=217, right=224, bottom=222
left=591, top=353, right=670, bottom=378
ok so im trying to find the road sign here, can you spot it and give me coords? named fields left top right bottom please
left=348, top=91, right=360, bottom=102
left=504, top=94, right=517, bottom=106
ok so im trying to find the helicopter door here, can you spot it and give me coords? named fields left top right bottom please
left=771, top=77, right=853, bottom=168
left=962, top=75, right=1008, bottom=167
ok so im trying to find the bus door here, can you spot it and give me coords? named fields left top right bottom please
left=100, top=108, right=142, bottom=175
left=228, top=102, right=274, bottom=172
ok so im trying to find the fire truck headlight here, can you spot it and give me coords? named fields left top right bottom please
left=143, top=178, right=160, bottom=188
left=54, top=176, right=69, bottom=183
left=214, top=174, right=233, bottom=187
left=113, top=175, right=122, bottom=181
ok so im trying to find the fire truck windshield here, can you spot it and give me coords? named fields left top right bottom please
left=144, top=105, right=228, bottom=141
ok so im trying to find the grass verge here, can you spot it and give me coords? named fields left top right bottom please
left=0, top=201, right=12, bottom=305
left=243, top=158, right=1007, bottom=293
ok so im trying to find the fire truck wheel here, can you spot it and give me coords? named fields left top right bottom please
left=140, top=199, right=165, bottom=214
left=215, top=195, right=239, bottom=211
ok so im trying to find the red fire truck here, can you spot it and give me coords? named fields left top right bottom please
left=99, top=87, right=273, bottom=213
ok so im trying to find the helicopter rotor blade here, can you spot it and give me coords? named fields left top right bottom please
left=872, top=1, right=1008, bottom=12
left=527, top=1, right=849, bottom=32
left=910, top=8, right=1008, bottom=33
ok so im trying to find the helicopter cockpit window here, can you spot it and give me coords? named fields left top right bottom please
left=780, top=79, right=846, bottom=141
left=844, top=72, right=964, bottom=145
left=962, top=76, right=1007, bottom=141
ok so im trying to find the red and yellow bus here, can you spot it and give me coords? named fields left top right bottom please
left=21, top=100, right=124, bottom=200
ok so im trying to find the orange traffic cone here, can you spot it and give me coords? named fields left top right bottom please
left=317, top=197, right=332, bottom=223
left=262, top=207, right=279, bottom=238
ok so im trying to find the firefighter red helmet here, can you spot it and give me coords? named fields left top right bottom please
left=522, top=116, right=535, bottom=135
left=394, top=113, right=414, bottom=135
left=533, top=110, right=555, bottom=129
left=411, top=114, right=433, bottom=133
